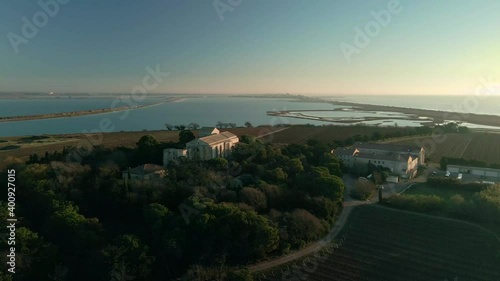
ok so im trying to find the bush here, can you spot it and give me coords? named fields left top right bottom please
left=350, top=180, right=375, bottom=200
left=427, top=177, right=487, bottom=192
left=283, top=209, right=325, bottom=247
left=239, top=187, right=268, bottom=212
left=472, top=185, right=500, bottom=223
left=384, top=194, right=445, bottom=213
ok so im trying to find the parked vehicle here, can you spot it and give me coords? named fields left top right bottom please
left=482, top=181, right=495, bottom=185
left=445, top=171, right=450, bottom=177
left=457, top=173, right=463, bottom=180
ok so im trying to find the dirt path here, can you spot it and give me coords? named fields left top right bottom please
left=256, top=127, right=289, bottom=140
left=248, top=175, right=409, bottom=273
left=248, top=172, right=425, bottom=273
left=248, top=201, right=369, bottom=273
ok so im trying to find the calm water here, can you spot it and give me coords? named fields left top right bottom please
left=1, top=96, right=498, bottom=137
left=0, top=97, right=339, bottom=137
left=327, top=95, right=500, bottom=116
left=0, top=98, right=159, bottom=117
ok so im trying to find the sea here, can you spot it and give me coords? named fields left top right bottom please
left=327, top=95, right=500, bottom=116
left=0, top=95, right=498, bottom=137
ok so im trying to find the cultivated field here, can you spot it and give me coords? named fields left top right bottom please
left=262, top=205, right=500, bottom=281
left=382, top=133, right=500, bottom=164
left=0, top=127, right=280, bottom=162
left=269, top=125, right=416, bottom=144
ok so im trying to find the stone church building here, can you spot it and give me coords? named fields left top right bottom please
left=163, top=128, right=239, bottom=166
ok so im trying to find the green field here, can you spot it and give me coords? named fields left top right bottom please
left=261, top=205, right=500, bottom=281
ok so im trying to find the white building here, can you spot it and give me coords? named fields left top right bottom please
left=447, top=165, right=500, bottom=179
left=122, top=164, right=167, bottom=181
left=163, top=148, right=187, bottom=166
left=352, top=142, right=425, bottom=165
left=163, top=128, right=239, bottom=166
left=334, top=142, right=423, bottom=178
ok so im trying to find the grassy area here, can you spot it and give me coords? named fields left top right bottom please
left=405, top=183, right=477, bottom=202
left=258, top=205, right=500, bottom=281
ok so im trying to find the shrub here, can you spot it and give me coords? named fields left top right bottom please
left=350, top=180, right=375, bottom=200
left=239, top=187, right=267, bottom=212
left=384, top=194, right=445, bottom=213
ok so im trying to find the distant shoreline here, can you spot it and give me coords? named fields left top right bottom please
left=266, top=95, right=500, bottom=128
left=329, top=100, right=500, bottom=127
left=0, top=97, right=183, bottom=123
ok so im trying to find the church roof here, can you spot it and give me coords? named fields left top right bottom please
left=199, top=127, right=220, bottom=137
left=353, top=142, right=421, bottom=153
left=198, top=131, right=238, bottom=145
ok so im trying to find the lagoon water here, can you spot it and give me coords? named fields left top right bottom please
left=0, top=97, right=339, bottom=137
left=1, top=96, right=498, bottom=137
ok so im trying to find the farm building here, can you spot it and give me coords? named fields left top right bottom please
left=334, top=142, right=423, bottom=178
left=122, top=164, right=167, bottom=181
left=163, top=128, right=239, bottom=165
left=163, top=148, right=188, bottom=166
left=352, top=142, right=425, bottom=165
left=447, top=164, right=500, bottom=179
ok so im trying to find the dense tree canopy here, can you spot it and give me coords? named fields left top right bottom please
left=1, top=134, right=346, bottom=280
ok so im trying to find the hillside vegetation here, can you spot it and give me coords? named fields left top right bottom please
left=0, top=133, right=345, bottom=281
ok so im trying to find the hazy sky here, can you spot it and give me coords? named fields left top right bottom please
left=1, top=0, right=499, bottom=95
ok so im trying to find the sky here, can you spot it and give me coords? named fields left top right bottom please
left=1, top=0, right=499, bottom=95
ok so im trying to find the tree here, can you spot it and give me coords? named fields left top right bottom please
left=103, top=234, right=155, bottom=280
left=244, top=121, right=253, bottom=128
left=472, top=185, right=500, bottom=223
left=15, top=227, right=58, bottom=280
left=190, top=202, right=279, bottom=261
left=228, top=123, right=237, bottom=128
left=188, top=123, right=200, bottom=130
left=306, top=196, right=338, bottom=222
left=174, top=124, right=186, bottom=130
left=284, top=158, right=304, bottom=176
left=239, top=187, right=267, bottom=212
left=266, top=167, right=288, bottom=182
left=371, top=132, right=382, bottom=141
left=350, top=180, right=375, bottom=200
left=207, top=158, right=228, bottom=171
left=216, top=121, right=226, bottom=128
left=165, top=123, right=174, bottom=130
left=283, top=209, right=325, bottom=247
left=136, top=135, right=160, bottom=149
left=179, top=130, right=195, bottom=144
left=311, top=175, right=345, bottom=203
left=136, top=135, right=162, bottom=163
left=143, top=203, right=169, bottom=233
